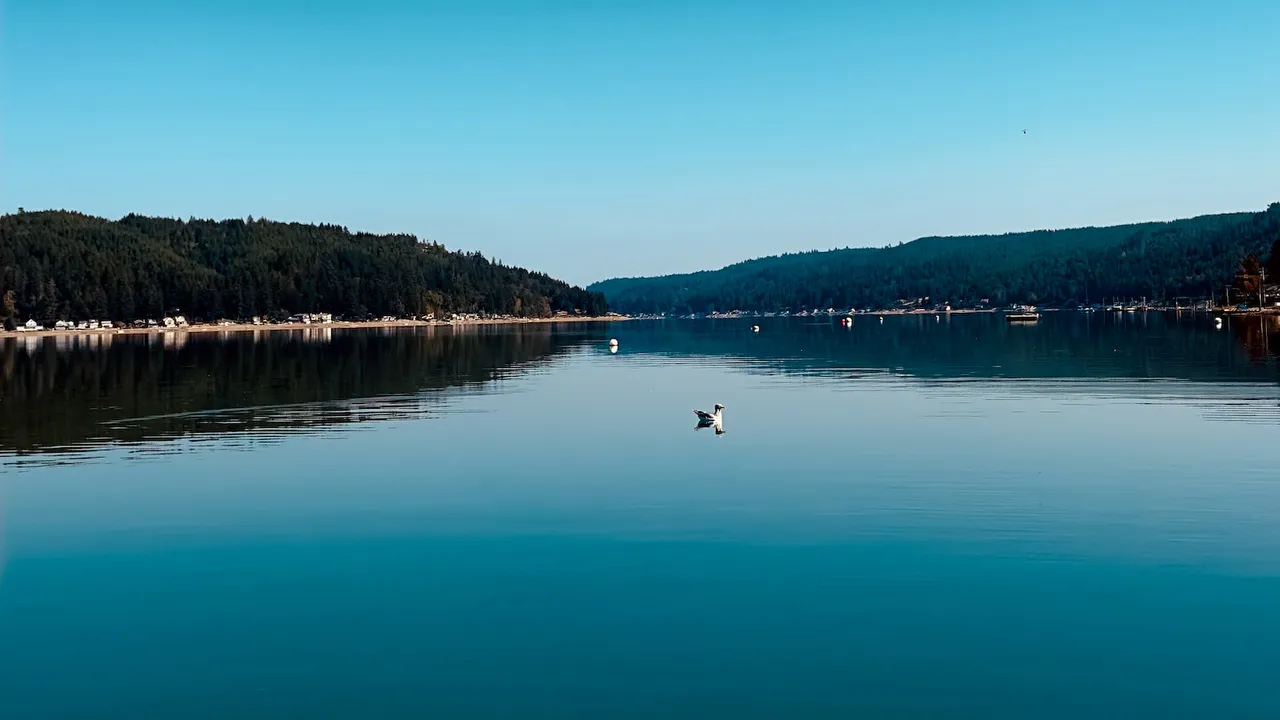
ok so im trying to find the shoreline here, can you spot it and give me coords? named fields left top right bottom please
left=7, top=307, right=1277, bottom=340
left=1, top=315, right=632, bottom=340
left=867, top=309, right=996, bottom=316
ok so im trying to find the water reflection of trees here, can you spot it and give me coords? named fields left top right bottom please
left=613, top=313, right=1280, bottom=383
left=0, top=325, right=590, bottom=460
left=1233, top=315, right=1280, bottom=363
left=3, top=315, right=1277, bottom=462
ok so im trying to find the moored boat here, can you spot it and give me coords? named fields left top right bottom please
left=1006, top=305, right=1040, bottom=322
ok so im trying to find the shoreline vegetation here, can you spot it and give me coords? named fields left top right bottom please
left=589, top=203, right=1280, bottom=316
left=0, top=211, right=609, bottom=332
left=7, top=207, right=1280, bottom=333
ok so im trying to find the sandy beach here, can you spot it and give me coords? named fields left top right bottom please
left=1, top=315, right=633, bottom=340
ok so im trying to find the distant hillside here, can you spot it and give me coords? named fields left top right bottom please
left=591, top=205, right=1280, bottom=313
left=0, top=211, right=607, bottom=325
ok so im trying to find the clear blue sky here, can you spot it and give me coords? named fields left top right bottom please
left=5, top=0, right=1279, bottom=285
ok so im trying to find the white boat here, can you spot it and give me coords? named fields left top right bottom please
left=1006, top=306, right=1039, bottom=322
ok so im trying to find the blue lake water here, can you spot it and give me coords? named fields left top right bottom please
left=2, top=314, right=1279, bottom=718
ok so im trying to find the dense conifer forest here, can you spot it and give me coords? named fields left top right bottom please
left=591, top=204, right=1280, bottom=313
left=0, top=211, right=608, bottom=327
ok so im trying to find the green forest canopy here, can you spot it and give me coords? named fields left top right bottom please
left=591, top=203, right=1280, bottom=313
left=0, top=211, right=607, bottom=325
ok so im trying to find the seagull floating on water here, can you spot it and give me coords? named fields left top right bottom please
left=694, top=404, right=724, bottom=423
left=695, top=416, right=725, bottom=435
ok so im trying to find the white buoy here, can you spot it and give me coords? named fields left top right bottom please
left=752, top=325, right=760, bottom=332
left=609, top=338, right=619, bottom=347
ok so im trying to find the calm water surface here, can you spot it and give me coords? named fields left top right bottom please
left=2, top=314, right=1279, bottom=718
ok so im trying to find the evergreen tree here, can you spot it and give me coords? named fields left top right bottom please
left=591, top=204, right=1280, bottom=313
left=0, top=211, right=607, bottom=322
left=1, top=289, right=16, bottom=330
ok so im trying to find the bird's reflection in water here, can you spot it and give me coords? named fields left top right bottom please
left=695, top=417, right=725, bottom=435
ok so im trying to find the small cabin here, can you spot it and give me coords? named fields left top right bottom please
left=24, top=319, right=39, bottom=331
left=175, top=315, right=188, bottom=327
left=162, top=317, right=176, bottom=328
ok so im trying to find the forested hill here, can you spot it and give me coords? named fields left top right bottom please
left=0, top=211, right=607, bottom=324
left=591, top=205, right=1280, bottom=313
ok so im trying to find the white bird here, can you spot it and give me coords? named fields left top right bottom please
left=694, top=404, right=725, bottom=423
left=695, top=415, right=725, bottom=435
